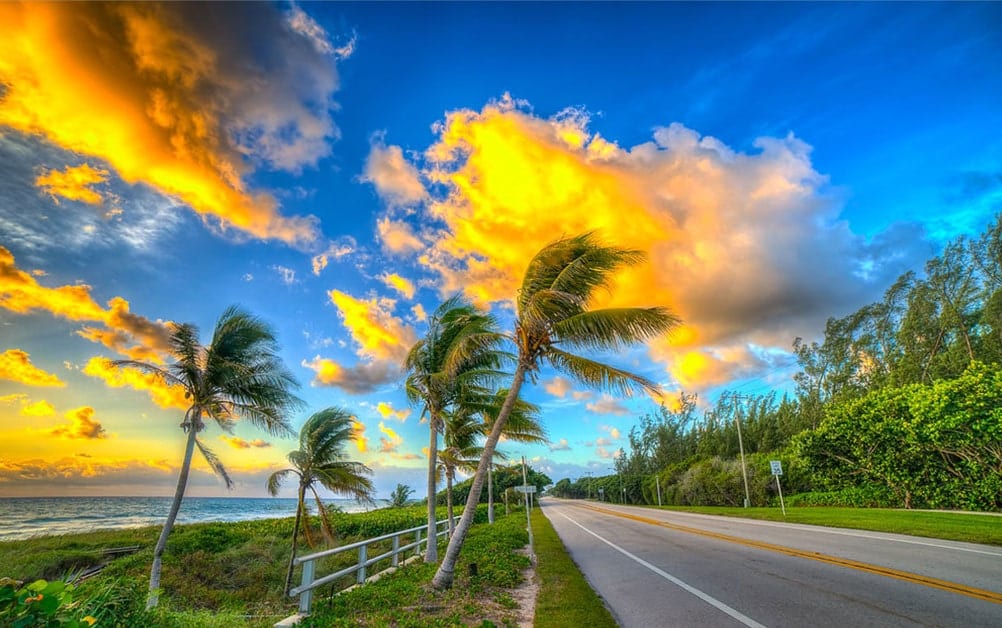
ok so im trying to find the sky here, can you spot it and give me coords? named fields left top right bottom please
left=1, top=2, right=1000, bottom=500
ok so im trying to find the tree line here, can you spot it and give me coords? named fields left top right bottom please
left=551, top=213, right=1002, bottom=512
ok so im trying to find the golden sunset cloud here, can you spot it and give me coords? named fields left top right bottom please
left=0, top=2, right=335, bottom=246
left=376, top=401, right=410, bottom=422
left=35, top=163, right=110, bottom=205
left=1, top=247, right=172, bottom=362
left=0, top=349, right=65, bottom=387
left=378, top=273, right=416, bottom=300
left=82, top=357, right=187, bottom=410
left=20, top=399, right=56, bottom=417
left=367, top=95, right=883, bottom=391
left=351, top=418, right=369, bottom=454
left=328, top=290, right=416, bottom=363
left=219, top=435, right=272, bottom=450
left=377, top=421, right=403, bottom=453
left=50, top=406, right=107, bottom=440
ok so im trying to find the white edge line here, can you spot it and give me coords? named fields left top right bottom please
left=558, top=510, right=769, bottom=628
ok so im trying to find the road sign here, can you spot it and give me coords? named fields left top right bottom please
left=515, top=485, right=537, bottom=493
left=770, top=460, right=783, bottom=476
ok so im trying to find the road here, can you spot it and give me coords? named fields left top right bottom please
left=539, top=498, right=1002, bottom=627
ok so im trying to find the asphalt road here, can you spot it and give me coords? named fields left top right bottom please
left=539, top=498, right=1002, bottom=627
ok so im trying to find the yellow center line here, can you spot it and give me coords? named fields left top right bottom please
left=577, top=503, right=1002, bottom=606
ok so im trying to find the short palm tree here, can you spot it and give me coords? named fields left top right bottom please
left=115, top=306, right=301, bottom=609
left=432, top=233, right=680, bottom=588
left=438, top=410, right=486, bottom=534
left=404, top=296, right=505, bottom=562
left=479, top=389, right=547, bottom=523
left=268, top=407, right=374, bottom=594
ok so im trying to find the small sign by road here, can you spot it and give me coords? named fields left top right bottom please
left=515, top=485, right=537, bottom=493
left=770, top=460, right=783, bottom=476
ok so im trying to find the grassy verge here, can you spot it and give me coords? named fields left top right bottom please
left=635, top=505, right=1002, bottom=546
left=0, top=505, right=486, bottom=627
left=530, top=508, right=616, bottom=628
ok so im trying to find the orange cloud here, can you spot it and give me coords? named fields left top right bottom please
left=1, top=247, right=172, bottom=362
left=0, top=2, right=336, bottom=246
left=376, top=217, right=424, bottom=254
left=543, top=376, right=572, bottom=399
left=82, top=357, right=188, bottom=410
left=363, top=140, right=428, bottom=207
left=0, top=349, right=65, bottom=387
left=328, top=290, right=416, bottom=363
left=35, top=163, right=109, bottom=205
left=220, top=435, right=272, bottom=449
left=410, top=303, right=427, bottom=322
left=377, top=421, right=403, bottom=453
left=376, top=401, right=410, bottom=422
left=374, top=95, right=901, bottom=391
left=301, top=356, right=398, bottom=394
left=21, top=399, right=56, bottom=417
left=351, top=419, right=368, bottom=454
left=378, top=273, right=416, bottom=300
left=50, top=406, right=107, bottom=440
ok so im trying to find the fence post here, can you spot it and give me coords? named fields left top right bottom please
left=415, top=528, right=422, bottom=557
left=358, top=545, right=367, bottom=584
left=298, top=559, right=315, bottom=615
left=392, top=534, right=400, bottom=567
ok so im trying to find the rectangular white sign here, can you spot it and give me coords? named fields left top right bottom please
left=770, top=460, right=783, bottom=476
left=515, top=485, right=537, bottom=493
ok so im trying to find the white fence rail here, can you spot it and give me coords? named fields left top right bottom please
left=287, top=517, right=453, bottom=618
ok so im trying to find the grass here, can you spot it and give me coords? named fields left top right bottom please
left=305, top=511, right=531, bottom=627
left=635, top=505, right=1002, bottom=546
left=530, top=508, right=617, bottom=628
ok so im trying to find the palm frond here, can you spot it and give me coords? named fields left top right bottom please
left=546, top=347, right=661, bottom=397
left=196, top=438, right=234, bottom=489
left=266, top=468, right=298, bottom=496
left=554, top=307, right=680, bottom=350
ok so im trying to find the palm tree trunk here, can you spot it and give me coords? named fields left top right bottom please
left=446, top=468, right=454, bottom=536
left=432, top=364, right=526, bottom=589
left=284, top=486, right=305, bottom=595
left=487, top=464, right=494, bottom=524
left=425, top=410, right=440, bottom=563
left=147, top=410, right=200, bottom=609
left=311, top=486, right=335, bottom=545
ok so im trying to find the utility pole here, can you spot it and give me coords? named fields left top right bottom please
left=734, top=393, right=751, bottom=508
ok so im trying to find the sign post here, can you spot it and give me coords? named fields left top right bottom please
left=769, top=460, right=786, bottom=516
left=520, top=457, right=535, bottom=562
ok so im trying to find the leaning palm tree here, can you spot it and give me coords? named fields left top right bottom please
left=404, top=296, right=506, bottom=562
left=115, top=306, right=301, bottom=609
left=267, top=407, right=374, bottom=595
left=432, top=232, right=680, bottom=588
left=438, top=410, right=486, bottom=534
left=479, top=389, right=547, bottom=523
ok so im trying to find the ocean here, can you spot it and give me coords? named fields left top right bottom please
left=0, top=496, right=388, bottom=543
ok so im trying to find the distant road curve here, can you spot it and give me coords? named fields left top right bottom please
left=539, top=498, right=1002, bottom=628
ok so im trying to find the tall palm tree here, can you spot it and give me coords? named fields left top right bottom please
left=267, top=407, right=374, bottom=595
left=114, top=306, right=301, bottom=609
left=432, top=233, right=680, bottom=588
left=404, top=296, right=505, bottom=562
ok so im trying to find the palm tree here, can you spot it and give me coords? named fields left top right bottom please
left=480, top=389, right=547, bottom=523
left=432, top=233, right=680, bottom=588
left=438, top=410, right=486, bottom=535
left=267, top=407, right=374, bottom=595
left=115, top=306, right=301, bottom=609
left=404, top=296, right=505, bottom=562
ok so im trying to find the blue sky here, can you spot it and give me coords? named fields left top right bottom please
left=1, top=2, right=999, bottom=499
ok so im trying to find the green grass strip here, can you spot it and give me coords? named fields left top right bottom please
left=531, top=508, right=617, bottom=628
left=640, top=505, right=1002, bottom=546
